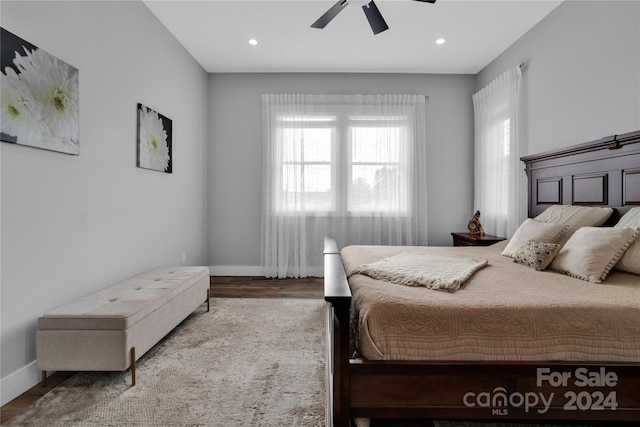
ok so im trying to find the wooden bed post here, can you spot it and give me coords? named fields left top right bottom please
left=324, top=237, right=352, bottom=427
left=329, top=300, right=351, bottom=427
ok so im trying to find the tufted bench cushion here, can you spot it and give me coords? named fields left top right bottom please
left=36, top=266, right=210, bottom=385
left=38, top=267, right=209, bottom=330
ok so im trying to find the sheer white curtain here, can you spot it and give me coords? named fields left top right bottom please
left=472, top=66, right=526, bottom=239
left=261, top=94, right=428, bottom=278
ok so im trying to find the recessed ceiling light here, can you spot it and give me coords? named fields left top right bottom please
left=248, top=38, right=258, bottom=46
left=436, top=38, right=446, bottom=45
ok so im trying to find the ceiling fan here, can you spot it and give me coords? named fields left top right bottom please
left=311, top=0, right=436, bottom=35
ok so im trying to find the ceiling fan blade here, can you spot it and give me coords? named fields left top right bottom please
left=412, top=0, right=437, bottom=3
left=362, top=1, right=389, bottom=35
left=311, top=0, right=349, bottom=29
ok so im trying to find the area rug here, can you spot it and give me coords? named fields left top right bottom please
left=6, top=298, right=326, bottom=426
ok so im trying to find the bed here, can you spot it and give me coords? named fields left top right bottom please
left=323, top=129, right=640, bottom=426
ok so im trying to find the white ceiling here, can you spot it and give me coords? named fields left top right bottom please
left=143, top=0, right=564, bottom=74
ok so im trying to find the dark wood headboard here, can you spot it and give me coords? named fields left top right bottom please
left=521, top=129, right=640, bottom=223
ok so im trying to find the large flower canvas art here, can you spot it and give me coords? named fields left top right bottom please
left=137, top=103, right=172, bottom=173
left=0, top=27, right=79, bottom=155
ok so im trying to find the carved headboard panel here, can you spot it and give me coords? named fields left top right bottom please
left=521, top=130, right=640, bottom=223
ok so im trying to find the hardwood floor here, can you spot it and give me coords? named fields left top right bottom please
left=0, top=371, right=75, bottom=425
left=210, top=275, right=323, bottom=299
left=0, top=277, right=323, bottom=425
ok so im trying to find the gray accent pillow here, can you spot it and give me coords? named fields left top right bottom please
left=513, top=240, right=560, bottom=271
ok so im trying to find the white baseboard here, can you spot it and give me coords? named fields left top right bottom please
left=0, top=361, right=43, bottom=407
left=208, top=265, right=324, bottom=277
left=208, top=265, right=264, bottom=276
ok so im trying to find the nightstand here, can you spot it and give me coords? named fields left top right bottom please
left=451, top=232, right=506, bottom=247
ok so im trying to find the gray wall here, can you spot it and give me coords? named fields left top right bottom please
left=477, top=0, right=640, bottom=154
left=207, top=73, right=477, bottom=272
left=0, top=1, right=209, bottom=404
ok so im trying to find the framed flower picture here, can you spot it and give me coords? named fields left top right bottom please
left=136, top=103, right=172, bottom=173
left=0, top=27, right=80, bottom=155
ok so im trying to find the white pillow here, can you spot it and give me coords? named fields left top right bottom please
left=535, top=205, right=614, bottom=245
left=614, top=207, right=640, bottom=274
left=501, top=218, right=567, bottom=258
left=550, top=227, right=640, bottom=283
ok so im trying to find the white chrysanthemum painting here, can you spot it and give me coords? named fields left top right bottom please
left=137, top=103, right=172, bottom=173
left=1, top=27, right=79, bottom=155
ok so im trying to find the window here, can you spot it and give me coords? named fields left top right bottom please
left=472, top=66, right=525, bottom=238
left=481, top=116, right=511, bottom=222
left=274, top=110, right=410, bottom=215
left=349, top=115, right=408, bottom=213
left=277, top=116, right=335, bottom=212
left=261, top=94, right=427, bottom=278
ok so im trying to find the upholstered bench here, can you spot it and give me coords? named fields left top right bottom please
left=36, top=266, right=210, bottom=386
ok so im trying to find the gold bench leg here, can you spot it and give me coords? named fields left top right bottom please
left=42, top=371, right=47, bottom=387
left=130, top=346, right=136, bottom=386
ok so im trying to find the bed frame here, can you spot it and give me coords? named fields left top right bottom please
left=324, top=129, right=640, bottom=426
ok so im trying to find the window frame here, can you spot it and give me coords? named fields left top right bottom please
left=271, top=105, right=413, bottom=216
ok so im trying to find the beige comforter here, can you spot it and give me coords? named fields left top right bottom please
left=342, top=241, right=640, bottom=362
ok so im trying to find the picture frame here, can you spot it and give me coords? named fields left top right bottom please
left=136, top=103, right=172, bottom=173
left=0, top=27, right=79, bottom=155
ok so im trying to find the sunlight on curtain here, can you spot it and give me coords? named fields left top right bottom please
left=472, top=66, right=526, bottom=239
left=261, top=94, right=428, bottom=278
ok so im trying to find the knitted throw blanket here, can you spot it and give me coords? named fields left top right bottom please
left=350, top=252, right=488, bottom=293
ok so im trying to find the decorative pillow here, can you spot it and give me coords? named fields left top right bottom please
left=535, top=204, right=614, bottom=226
left=513, top=240, right=560, bottom=271
left=614, top=207, right=640, bottom=274
left=550, top=227, right=640, bottom=283
left=535, top=205, right=614, bottom=245
left=501, top=218, right=566, bottom=258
